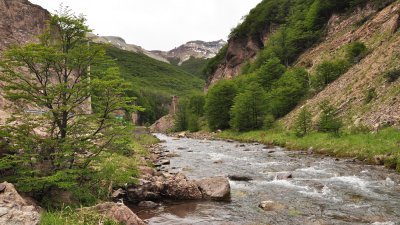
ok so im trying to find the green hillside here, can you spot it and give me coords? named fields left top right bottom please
left=179, top=56, right=208, bottom=80
left=104, top=47, right=204, bottom=124
left=106, top=47, right=204, bottom=95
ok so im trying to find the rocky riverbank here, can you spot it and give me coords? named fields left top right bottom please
left=112, top=141, right=231, bottom=207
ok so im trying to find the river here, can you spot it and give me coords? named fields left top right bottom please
left=132, top=134, right=400, bottom=225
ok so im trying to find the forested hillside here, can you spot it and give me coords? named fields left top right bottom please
left=103, top=47, right=204, bottom=124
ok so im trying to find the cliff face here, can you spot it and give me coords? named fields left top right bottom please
left=204, top=32, right=272, bottom=92
left=0, top=0, right=50, bottom=52
left=152, top=40, right=227, bottom=65
left=0, top=0, right=51, bottom=122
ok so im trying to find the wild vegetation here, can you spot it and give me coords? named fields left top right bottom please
left=172, top=0, right=400, bottom=170
left=102, top=46, right=204, bottom=124
left=0, top=10, right=159, bottom=224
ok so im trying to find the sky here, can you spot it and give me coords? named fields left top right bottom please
left=29, top=0, right=261, bottom=51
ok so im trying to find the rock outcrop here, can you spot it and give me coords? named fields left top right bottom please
left=152, top=40, right=227, bottom=65
left=0, top=182, right=41, bottom=225
left=150, top=114, right=175, bottom=133
left=85, top=202, right=146, bottom=225
left=0, top=0, right=50, bottom=123
left=204, top=30, right=275, bottom=92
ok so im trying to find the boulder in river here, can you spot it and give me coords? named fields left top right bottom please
left=0, top=182, right=41, bottom=225
left=196, top=177, right=231, bottom=201
left=160, top=159, right=170, bottom=165
left=162, top=172, right=202, bottom=200
left=86, top=202, right=146, bottom=225
left=259, top=200, right=286, bottom=211
left=178, top=132, right=186, bottom=138
left=228, top=175, right=253, bottom=181
left=138, top=201, right=158, bottom=209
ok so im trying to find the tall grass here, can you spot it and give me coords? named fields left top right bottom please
left=216, top=127, right=400, bottom=170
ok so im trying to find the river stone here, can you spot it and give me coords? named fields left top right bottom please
left=276, top=173, right=293, bottom=180
left=0, top=182, right=41, bottom=225
left=138, top=166, right=155, bottom=176
left=138, top=201, right=158, bottom=208
left=160, top=159, right=170, bottom=165
left=259, top=200, right=286, bottom=211
left=85, top=202, right=146, bottom=225
left=196, top=177, right=230, bottom=201
left=161, top=172, right=202, bottom=200
left=228, top=175, right=253, bottom=181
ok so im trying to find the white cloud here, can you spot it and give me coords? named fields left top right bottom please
left=30, top=0, right=261, bottom=51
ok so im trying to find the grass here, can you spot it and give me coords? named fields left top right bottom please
left=40, top=206, right=123, bottom=225
left=215, top=127, right=400, bottom=170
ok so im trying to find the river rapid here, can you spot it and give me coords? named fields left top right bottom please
left=132, top=134, right=400, bottom=225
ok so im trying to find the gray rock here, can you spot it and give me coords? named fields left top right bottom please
left=228, top=175, right=253, bottom=181
left=196, top=177, right=230, bottom=200
left=0, top=182, right=41, bottom=225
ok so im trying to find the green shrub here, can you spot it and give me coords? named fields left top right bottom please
left=312, top=59, right=351, bottom=90
left=263, top=114, right=275, bottom=130
left=188, top=115, right=200, bottom=132
left=173, top=98, right=189, bottom=132
left=365, top=88, right=377, bottom=103
left=205, top=79, right=238, bottom=130
left=317, top=100, right=343, bottom=136
left=345, top=41, right=368, bottom=63
left=295, top=106, right=312, bottom=137
left=230, top=83, right=268, bottom=131
left=383, top=68, right=400, bottom=83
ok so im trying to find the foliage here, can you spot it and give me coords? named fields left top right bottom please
left=167, top=57, right=180, bottom=66
left=383, top=68, right=400, bottom=83
left=180, top=56, right=208, bottom=79
left=201, top=44, right=228, bottom=77
left=317, top=100, right=342, bottom=135
left=255, top=56, right=286, bottom=90
left=173, top=98, right=189, bottom=132
left=345, top=41, right=368, bottom=63
left=268, top=67, right=310, bottom=118
left=188, top=94, right=205, bottom=116
left=295, top=106, right=312, bottom=137
left=188, top=114, right=200, bottom=132
left=40, top=206, right=124, bottom=225
left=263, top=114, right=275, bottom=130
left=215, top=126, right=400, bottom=171
left=312, top=59, right=350, bottom=89
left=230, top=83, right=269, bottom=131
left=365, top=88, right=377, bottom=104
left=0, top=10, right=138, bottom=201
left=205, top=79, right=237, bottom=130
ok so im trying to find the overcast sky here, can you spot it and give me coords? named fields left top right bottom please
left=30, top=0, right=261, bottom=51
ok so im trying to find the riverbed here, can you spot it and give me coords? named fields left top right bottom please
left=132, top=134, right=400, bottom=225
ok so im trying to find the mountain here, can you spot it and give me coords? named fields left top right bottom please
left=203, top=0, right=400, bottom=129
left=89, top=33, right=227, bottom=65
left=88, top=33, right=170, bottom=63
left=152, top=39, right=227, bottom=65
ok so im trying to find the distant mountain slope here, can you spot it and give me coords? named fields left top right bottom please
left=105, top=46, right=204, bottom=96
left=88, top=33, right=170, bottom=63
left=152, top=40, right=227, bottom=65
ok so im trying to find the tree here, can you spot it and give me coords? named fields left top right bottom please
left=204, top=79, right=237, bottom=130
left=317, top=100, right=342, bottom=135
left=173, top=98, right=189, bottom=132
left=295, top=106, right=312, bottom=137
left=256, top=56, right=286, bottom=90
left=312, top=59, right=350, bottom=89
left=230, top=83, right=268, bottom=131
left=188, top=94, right=205, bottom=117
left=0, top=10, right=139, bottom=200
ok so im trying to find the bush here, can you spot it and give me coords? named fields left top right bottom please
left=312, top=59, right=351, bottom=89
left=295, top=106, right=312, bottom=137
left=173, top=98, right=189, bottom=132
left=263, top=114, right=275, bottom=130
left=383, top=68, right=400, bottom=83
left=188, top=115, right=200, bottom=132
left=230, top=83, right=268, bottom=131
left=204, top=79, right=237, bottom=130
left=188, top=94, right=205, bottom=116
left=317, top=101, right=343, bottom=135
left=345, top=41, right=368, bottom=63
left=365, top=88, right=377, bottom=104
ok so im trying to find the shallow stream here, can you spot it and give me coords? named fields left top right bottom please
left=132, top=134, right=400, bottom=225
